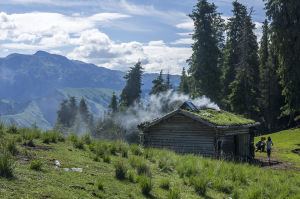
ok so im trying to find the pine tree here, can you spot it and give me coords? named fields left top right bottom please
left=69, top=96, right=77, bottom=126
left=120, top=61, right=144, bottom=106
left=188, top=0, right=224, bottom=103
left=265, top=0, right=300, bottom=124
left=179, top=67, right=190, bottom=94
left=79, top=98, right=89, bottom=122
left=222, top=1, right=249, bottom=107
left=165, top=72, right=172, bottom=90
left=150, top=70, right=166, bottom=95
left=109, top=92, right=118, bottom=113
left=56, top=99, right=71, bottom=127
left=225, top=2, right=260, bottom=119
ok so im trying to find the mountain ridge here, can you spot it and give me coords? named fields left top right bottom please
left=0, top=51, right=180, bottom=129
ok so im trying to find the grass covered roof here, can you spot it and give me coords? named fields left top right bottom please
left=181, top=109, right=256, bottom=126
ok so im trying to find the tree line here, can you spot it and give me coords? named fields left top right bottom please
left=177, top=0, right=299, bottom=131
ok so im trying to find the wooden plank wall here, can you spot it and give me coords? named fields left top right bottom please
left=144, top=114, right=216, bottom=156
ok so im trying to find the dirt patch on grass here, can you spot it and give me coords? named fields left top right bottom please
left=23, top=145, right=52, bottom=151
left=292, top=148, right=300, bottom=156
left=255, top=156, right=300, bottom=171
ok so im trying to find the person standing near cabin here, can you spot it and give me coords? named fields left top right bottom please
left=266, top=137, right=274, bottom=162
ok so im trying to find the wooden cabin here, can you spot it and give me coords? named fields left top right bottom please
left=139, top=102, right=260, bottom=160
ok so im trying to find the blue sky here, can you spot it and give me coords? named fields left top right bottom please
left=0, top=0, right=265, bottom=74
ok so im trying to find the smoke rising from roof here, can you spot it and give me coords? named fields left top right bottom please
left=117, top=90, right=220, bottom=131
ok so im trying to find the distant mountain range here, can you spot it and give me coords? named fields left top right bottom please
left=0, top=51, right=180, bottom=129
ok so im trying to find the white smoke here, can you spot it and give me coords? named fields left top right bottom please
left=117, top=90, right=220, bottom=131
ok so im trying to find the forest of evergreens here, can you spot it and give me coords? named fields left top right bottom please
left=55, top=0, right=300, bottom=141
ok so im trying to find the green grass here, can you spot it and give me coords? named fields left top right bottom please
left=0, top=125, right=299, bottom=198
left=184, top=109, right=255, bottom=126
left=255, top=128, right=300, bottom=167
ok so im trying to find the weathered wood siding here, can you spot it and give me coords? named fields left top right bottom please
left=144, top=113, right=216, bottom=156
left=220, top=128, right=250, bottom=158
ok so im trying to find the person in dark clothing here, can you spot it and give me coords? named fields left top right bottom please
left=266, top=137, right=274, bottom=162
left=255, top=138, right=262, bottom=152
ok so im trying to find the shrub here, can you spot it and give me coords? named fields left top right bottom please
left=108, top=143, right=117, bottom=155
left=16, top=136, right=22, bottom=143
left=26, top=139, right=35, bottom=147
left=69, top=134, right=79, bottom=143
left=159, top=178, right=170, bottom=190
left=212, top=178, right=233, bottom=194
left=121, top=146, right=128, bottom=158
left=81, top=133, right=91, bottom=145
left=0, top=153, right=14, bottom=178
left=30, top=159, right=43, bottom=171
left=73, top=140, right=84, bottom=149
left=42, top=130, right=64, bottom=144
left=95, top=179, right=104, bottom=190
left=190, top=176, right=209, bottom=196
left=115, top=160, right=127, bottom=180
left=102, top=153, right=111, bottom=163
left=7, top=124, right=18, bottom=134
left=168, top=187, right=180, bottom=199
left=144, top=148, right=154, bottom=160
left=130, top=144, right=143, bottom=156
left=41, top=132, right=51, bottom=144
left=7, top=140, right=18, bottom=156
left=127, top=170, right=136, bottom=183
left=176, top=157, right=198, bottom=178
left=159, top=157, right=171, bottom=172
left=93, top=155, right=100, bottom=162
left=136, top=160, right=151, bottom=177
left=0, top=122, right=5, bottom=136
left=139, top=175, right=152, bottom=195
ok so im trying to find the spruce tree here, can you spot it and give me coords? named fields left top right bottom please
left=225, top=2, right=260, bottom=119
left=150, top=70, right=166, bottom=95
left=265, top=0, right=300, bottom=124
left=79, top=98, right=89, bottom=122
left=165, top=72, right=172, bottom=90
left=188, top=0, right=224, bottom=103
left=56, top=99, right=70, bottom=127
left=69, top=96, right=77, bottom=126
left=120, top=61, right=144, bottom=106
left=109, top=92, right=118, bottom=113
left=179, top=67, right=190, bottom=94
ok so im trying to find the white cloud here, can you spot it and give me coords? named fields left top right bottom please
left=171, top=38, right=193, bottom=45
left=0, top=0, right=98, bottom=7
left=175, top=19, right=194, bottom=30
left=0, top=11, right=130, bottom=49
left=177, top=32, right=193, bottom=37
left=148, top=40, right=166, bottom=46
left=67, top=29, right=191, bottom=74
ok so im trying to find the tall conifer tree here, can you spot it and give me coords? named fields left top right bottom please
left=120, top=61, right=144, bottom=106
left=179, top=67, right=189, bottom=94
left=150, top=70, right=166, bottom=95
left=265, top=0, right=300, bottom=124
left=223, top=1, right=260, bottom=119
left=188, top=0, right=224, bottom=103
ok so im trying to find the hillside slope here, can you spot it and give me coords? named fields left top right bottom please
left=0, top=88, right=119, bottom=129
left=255, top=128, right=300, bottom=168
left=0, top=126, right=300, bottom=199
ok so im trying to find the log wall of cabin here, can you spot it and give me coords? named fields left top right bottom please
left=144, top=114, right=216, bottom=156
left=220, top=128, right=250, bottom=158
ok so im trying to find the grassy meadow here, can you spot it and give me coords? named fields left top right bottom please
left=255, top=128, right=300, bottom=167
left=0, top=124, right=300, bottom=199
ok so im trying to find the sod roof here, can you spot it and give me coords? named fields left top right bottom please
left=141, top=108, right=259, bottom=130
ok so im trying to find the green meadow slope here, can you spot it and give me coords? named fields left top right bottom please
left=255, top=128, right=300, bottom=167
left=0, top=125, right=300, bottom=199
